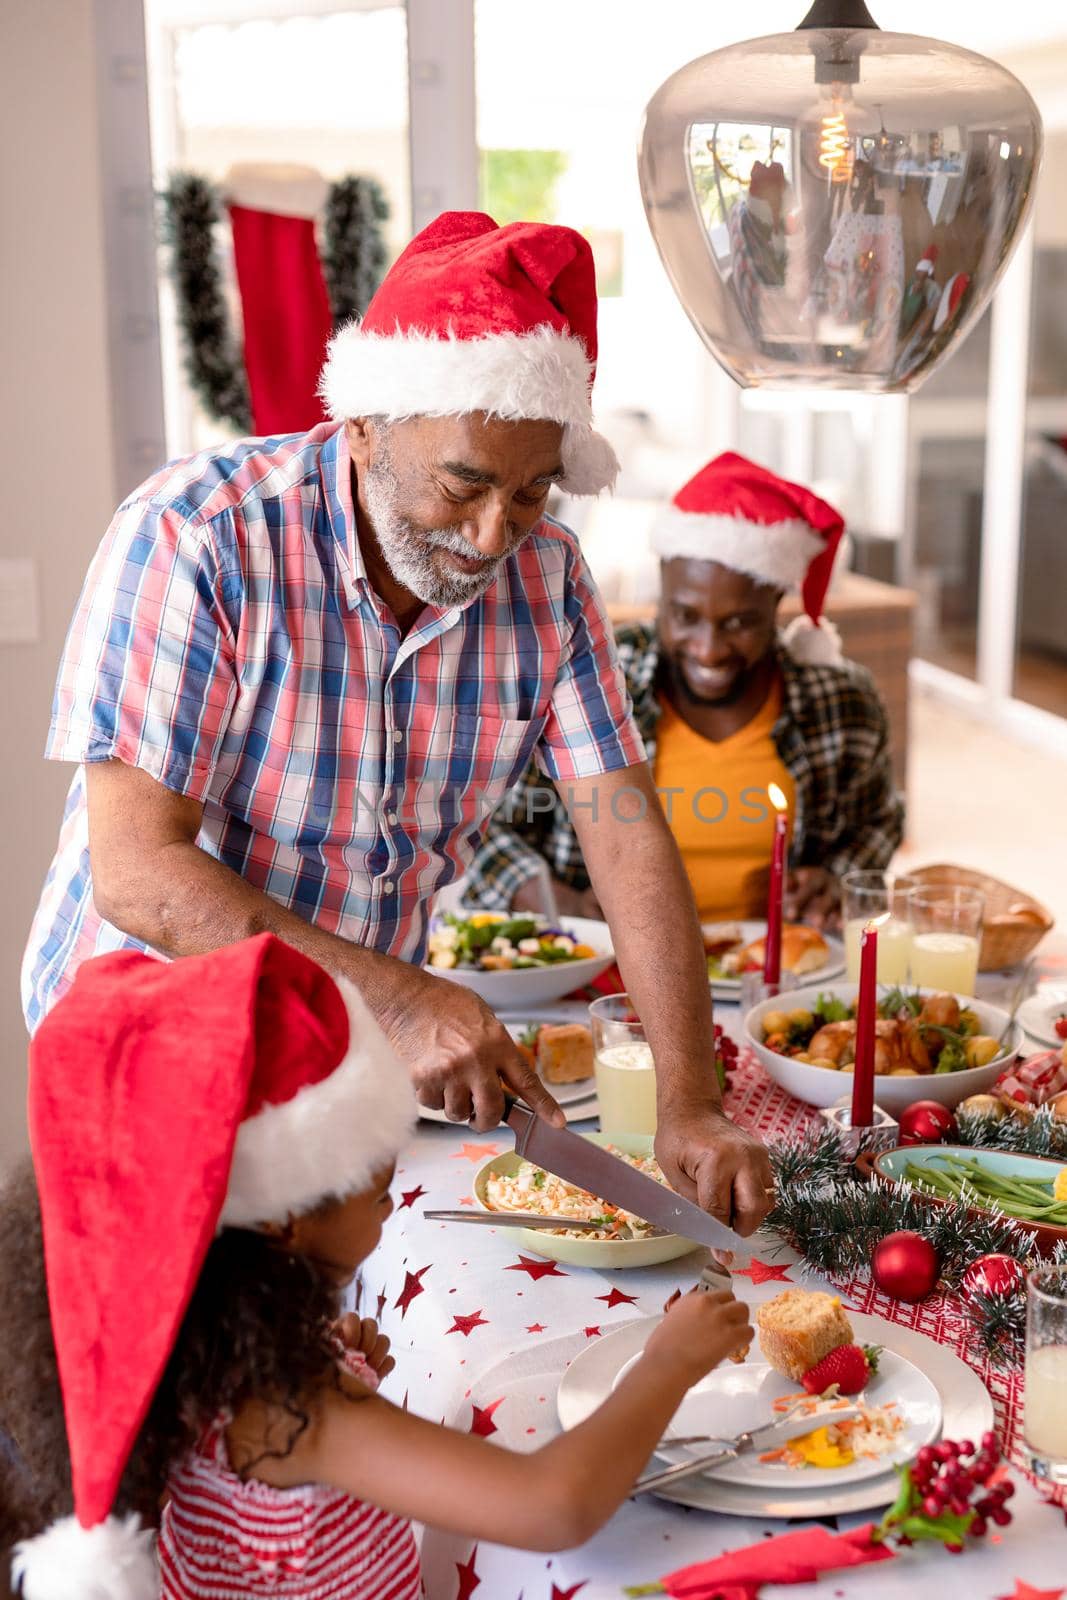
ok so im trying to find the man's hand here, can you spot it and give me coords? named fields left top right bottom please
left=655, top=1105, right=775, bottom=1237
left=783, top=866, right=841, bottom=932
left=384, top=969, right=564, bottom=1132
left=512, top=875, right=602, bottom=921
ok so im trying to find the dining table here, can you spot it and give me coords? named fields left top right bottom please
left=356, top=946, right=1067, bottom=1600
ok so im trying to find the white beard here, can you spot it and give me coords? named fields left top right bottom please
left=363, top=466, right=528, bottom=608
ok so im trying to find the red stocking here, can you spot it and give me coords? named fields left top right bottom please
left=228, top=203, right=332, bottom=436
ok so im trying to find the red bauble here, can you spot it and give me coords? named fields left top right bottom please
left=962, top=1253, right=1027, bottom=1299
left=897, top=1100, right=959, bottom=1146
left=872, top=1230, right=941, bottom=1302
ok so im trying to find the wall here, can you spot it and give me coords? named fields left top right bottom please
left=0, top=2, right=117, bottom=1168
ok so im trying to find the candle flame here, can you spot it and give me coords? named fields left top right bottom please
left=767, top=783, right=788, bottom=814
left=864, top=913, right=891, bottom=934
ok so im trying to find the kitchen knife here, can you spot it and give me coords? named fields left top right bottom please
left=633, top=1404, right=863, bottom=1496
left=501, top=1096, right=748, bottom=1256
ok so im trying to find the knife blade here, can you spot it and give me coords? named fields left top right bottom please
left=501, top=1097, right=748, bottom=1256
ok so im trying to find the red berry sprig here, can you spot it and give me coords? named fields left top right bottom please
left=714, top=1024, right=739, bottom=1093
left=877, top=1433, right=1013, bottom=1552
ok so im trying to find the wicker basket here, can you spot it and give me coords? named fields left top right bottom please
left=907, top=864, right=1054, bottom=971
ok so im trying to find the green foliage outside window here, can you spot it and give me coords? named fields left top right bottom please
left=480, top=148, right=568, bottom=225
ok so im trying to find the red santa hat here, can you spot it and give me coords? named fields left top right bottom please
left=915, top=244, right=938, bottom=275
left=651, top=452, right=847, bottom=664
left=12, top=933, right=416, bottom=1600
left=318, top=209, right=618, bottom=495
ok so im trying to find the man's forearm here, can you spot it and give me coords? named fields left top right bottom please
left=99, top=836, right=415, bottom=1026
left=575, top=778, right=721, bottom=1114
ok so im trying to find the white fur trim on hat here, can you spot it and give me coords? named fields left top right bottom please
left=782, top=613, right=844, bottom=664
left=318, top=322, right=618, bottom=495
left=12, top=1512, right=157, bottom=1600
left=219, top=978, right=417, bottom=1227
left=650, top=505, right=823, bottom=590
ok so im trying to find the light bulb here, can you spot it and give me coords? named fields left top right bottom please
left=818, top=88, right=853, bottom=183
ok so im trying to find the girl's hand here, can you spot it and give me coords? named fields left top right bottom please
left=334, top=1313, right=395, bottom=1379
left=643, top=1288, right=752, bottom=1388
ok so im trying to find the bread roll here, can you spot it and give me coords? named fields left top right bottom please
left=743, top=924, right=829, bottom=976
left=535, top=1024, right=594, bottom=1085
left=756, top=1289, right=854, bottom=1381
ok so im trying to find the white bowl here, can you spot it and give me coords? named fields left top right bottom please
left=743, top=982, right=1024, bottom=1112
left=424, top=915, right=614, bottom=1009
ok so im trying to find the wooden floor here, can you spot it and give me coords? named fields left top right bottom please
left=923, top=630, right=1067, bottom=720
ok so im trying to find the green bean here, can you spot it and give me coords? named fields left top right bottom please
left=903, top=1155, right=1067, bottom=1226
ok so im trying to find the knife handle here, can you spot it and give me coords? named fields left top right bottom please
left=633, top=1443, right=739, bottom=1496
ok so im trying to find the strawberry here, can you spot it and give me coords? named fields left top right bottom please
left=1055, top=1015, right=1067, bottom=1041
left=801, top=1343, right=881, bottom=1396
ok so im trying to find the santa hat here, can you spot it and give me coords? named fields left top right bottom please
left=318, top=210, right=618, bottom=495
left=12, top=933, right=416, bottom=1600
left=915, top=244, right=938, bottom=275
left=651, top=452, right=846, bottom=664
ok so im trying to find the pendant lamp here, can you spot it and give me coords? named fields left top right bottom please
left=637, top=0, right=1042, bottom=391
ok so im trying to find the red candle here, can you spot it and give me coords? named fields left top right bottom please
left=763, top=785, right=789, bottom=984
left=851, top=918, right=880, bottom=1126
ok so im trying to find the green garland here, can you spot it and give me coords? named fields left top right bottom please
left=767, top=1114, right=1067, bottom=1367
left=159, top=171, right=389, bottom=433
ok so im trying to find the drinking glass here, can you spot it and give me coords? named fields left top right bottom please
left=842, top=870, right=918, bottom=984
left=908, top=885, right=984, bottom=996
left=588, top=994, right=657, bottom=1136
left=1023, top=1265, right=1067, bottom=1486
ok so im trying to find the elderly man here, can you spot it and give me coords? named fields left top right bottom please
left=466, top=453, right=904, bottom=929
left=22, top=212, right=772, bottom=1233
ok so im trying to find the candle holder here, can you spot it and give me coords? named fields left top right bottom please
left=739, top=970, right=798, bottom=1012
left=819, top=1097, right=899, bottom=1161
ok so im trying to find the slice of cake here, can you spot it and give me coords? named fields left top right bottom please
left=756, top=1289, right=854, bottom=1382
left=535, top=1023, right=594, bottom=1085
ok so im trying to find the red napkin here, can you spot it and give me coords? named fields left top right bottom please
left=565, top=962, right=624, bottom=1002
left=660, top=1524, right=895, bottom=1598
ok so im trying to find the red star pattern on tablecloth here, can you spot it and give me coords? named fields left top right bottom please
left=997, top=1583, right=1065, bottom=1600
left=375, top=1289, right=387, bottom=1319
left=526, top=1322, right=546, bottom=1333
left=506, top=1254, right=568, bottom=1281
left=398, top=1185, right=426, bottom=1209
left=583, top=1326, right=601, bottom=1338
left=394, top=1265, right=430, bottom=1318
left=596, top=1287, right=638, bottom=1309
left=550, top=1583, right=588, bottom=1599
left=732, top=1258, right=795, bottom=1284
left=448, top=1309, right=489, bottom=1337
left=455, top=1545, right=480, bottom=1600
left=451, top=1142, right=500, bottom=1163
left=469, top=1397, right=505, bottom=1437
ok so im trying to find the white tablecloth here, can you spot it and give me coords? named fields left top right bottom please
left=357, top=992, right=1067, bottom=1600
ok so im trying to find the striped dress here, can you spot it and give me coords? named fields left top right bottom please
left=158, top=1354, right=420, bottom=1599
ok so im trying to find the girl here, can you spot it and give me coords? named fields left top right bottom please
left=3, top=934, right=752, bottom=1600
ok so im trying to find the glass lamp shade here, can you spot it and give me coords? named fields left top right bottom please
left=638, top=26, right=1042, bottom=392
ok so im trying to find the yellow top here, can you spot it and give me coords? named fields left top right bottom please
left=652, top=680, right=796, bottom=922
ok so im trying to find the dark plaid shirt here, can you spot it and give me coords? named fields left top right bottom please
left=463, top=621, right=905, bottom=908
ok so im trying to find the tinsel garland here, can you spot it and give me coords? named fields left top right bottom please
left=159, top=171, right=389, bottom=432
left=768, top=1112, right=1067, bottom=1367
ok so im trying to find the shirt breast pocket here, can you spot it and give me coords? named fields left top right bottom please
left=406, top=709, right=540, bottom=837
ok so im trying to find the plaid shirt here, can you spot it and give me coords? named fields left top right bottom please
left=464, top=621, right=905, bottom=908
left=21, top=424, right=643, bottom=1029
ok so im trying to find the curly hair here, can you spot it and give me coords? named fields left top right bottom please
left=0, top=1158, right=346, bottom=1563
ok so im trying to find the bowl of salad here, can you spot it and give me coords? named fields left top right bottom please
left=425, top=912, right=613, bottom=1006
left=743, top=983, right=1024, bottom=1111
left=473, top=1133, right=700, bottom=1268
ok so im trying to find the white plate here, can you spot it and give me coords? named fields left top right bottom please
left=743, top=983, right=1025, bottom=1112
left=558, top=1311, right=993, bottom=1519
left=705, top=920, right=845, bottom=1003
left=611, top=1346, right=940, bottom=1488
left=1018, top=986, right=1067, bottom=1048
left=425, top=915, right=614, bottom=1008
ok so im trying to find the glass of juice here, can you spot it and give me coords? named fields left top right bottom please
left=907, top=885, right=984, bottom=996
left=1024, top=1265, right=1067, bottom=1486
left=588, top=994, right=657, bottom=1136
left=841, top=871, right=918, bottom=983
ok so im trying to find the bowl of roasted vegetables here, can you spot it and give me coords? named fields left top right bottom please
left=425, top=912, right=613, bottom=1006
left=743, top=984, right=1024, bottom=1111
